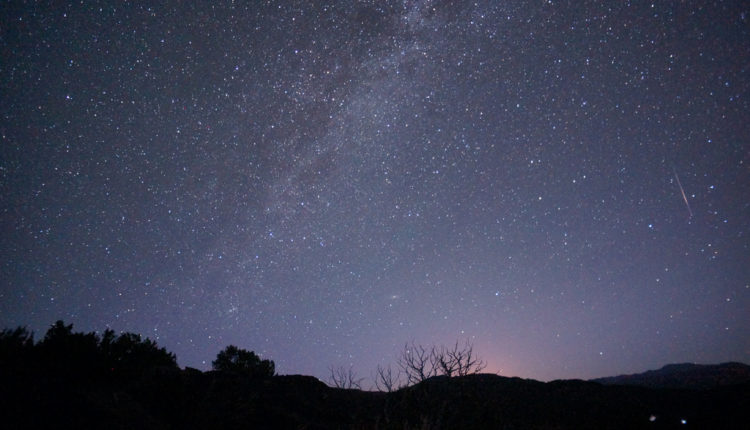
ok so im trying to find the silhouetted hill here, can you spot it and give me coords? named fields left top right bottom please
left=381, top=374, right=749, bottom=429
left=2, top=324, right=749, bottom=428
left=3, top=366, right=749, bottom=429
left=592, top=362, right=750, bottom=390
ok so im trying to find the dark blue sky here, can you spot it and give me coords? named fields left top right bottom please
left=2, top=0, right=748, bottom=383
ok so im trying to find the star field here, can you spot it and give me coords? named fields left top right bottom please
left=1, top=1, right=748, bottom=382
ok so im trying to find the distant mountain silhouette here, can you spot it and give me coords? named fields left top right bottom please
left=592, top=362, right=750, bottom=390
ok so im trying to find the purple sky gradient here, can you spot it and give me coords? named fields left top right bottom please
left=2, top=0, right=748, bottom=383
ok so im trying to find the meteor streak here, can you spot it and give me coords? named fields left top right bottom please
left=673, top=167, right=693, bottom=219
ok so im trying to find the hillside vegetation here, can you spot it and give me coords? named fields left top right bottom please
left=2, top=322, right=748, bottom=429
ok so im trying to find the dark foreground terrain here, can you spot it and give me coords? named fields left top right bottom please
left=3, top=365, right=749, bottom=429
left=1, top=323, right=748, bottom=429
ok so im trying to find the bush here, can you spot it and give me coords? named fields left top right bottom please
left=212, top=345, right=275, bottom=378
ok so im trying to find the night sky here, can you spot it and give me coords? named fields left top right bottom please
left=2, top=1, right=748, bottom=383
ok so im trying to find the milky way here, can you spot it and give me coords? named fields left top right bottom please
left=2, top=1, right=748, bottom=382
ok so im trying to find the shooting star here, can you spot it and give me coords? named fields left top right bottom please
left=673, top=167, right=693, bottom=219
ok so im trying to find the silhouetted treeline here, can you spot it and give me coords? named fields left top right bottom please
left=0, top=320, right=177, bottom=378
left=0, top=321, right=184, bottom=429
left=1, top=321, right=749, bottom=429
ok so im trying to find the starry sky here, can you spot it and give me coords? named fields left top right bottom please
left=1, top=1, right=748, bottom=383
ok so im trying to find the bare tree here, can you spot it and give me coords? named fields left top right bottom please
left=397, top=341, right=437, bottom=385
left=393, top=340, right=487, bottom=387
left=328, top=365, right=364, bottom=389
left=373, top=363, right=403, bottom=392
left=437, top=340, right=486, bottom=377
left=433, top=343, right=459, bottom=377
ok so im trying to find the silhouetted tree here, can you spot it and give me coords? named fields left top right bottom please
left=0, top=326, right=34, bottom=350
left=212, top=345, right=275, bottom=378
left=0, top=326, right=35, bottom=369
left=103, top=331, right=177, bottom=373
left=328, top=365, right=364, bottom=389
left=397, top=341, right=436, bottom=385
left=42, top=320, right=74, bottom=342
left=393, top=340, right=486, bottom=388
left=373, top=363, right=403, bottom=392
left=38, top=320, right=99, bottom=374
left=434, top=340, right=486, bottom=377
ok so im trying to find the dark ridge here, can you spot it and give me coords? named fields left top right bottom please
left=2, top=323, right=748, bottom=429
left=592, top=362, right=750, bottom=390
left=3, top=365, right=749, bottom=429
